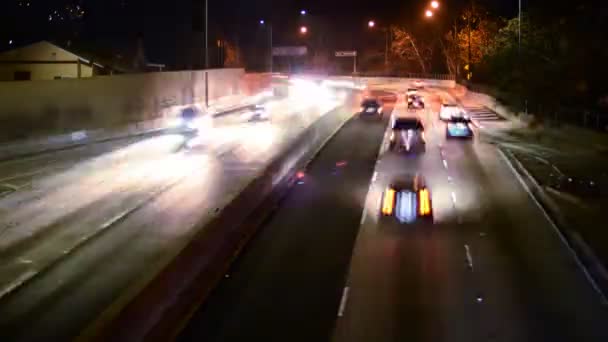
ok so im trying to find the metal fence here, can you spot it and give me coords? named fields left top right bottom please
left=546, top=109, right=608, bottom=132
left=462, top=81, right=608, bottom=133
left=349, top=71, right=456, bottom=80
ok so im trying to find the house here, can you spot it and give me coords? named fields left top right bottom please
left=0, top=41, right=106, bottom=81
left=0, top=40, right=166, bottom=81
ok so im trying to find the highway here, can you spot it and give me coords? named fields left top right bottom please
left=180, top=84, right=608, bottom=342
left=0, top=93, right=344, bottom=341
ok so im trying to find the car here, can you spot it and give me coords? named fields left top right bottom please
left=389, top=117, right=426, bottom=153
left=446, top=116, right=474, bottom=138
left=381, top=174, right=433, bottom=223
left=359, top=98, right=383, bottom=118
left=439, top=103, right=459, bottom=121
left=413, top=80, right=424, bottom=88
left=407, top=94, right=425, bottom=109
left=249, top=104, right=269, bottom=121
left=170, top=106, right=208, bottom=134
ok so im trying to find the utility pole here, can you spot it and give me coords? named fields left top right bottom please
left=204, top=0, right=209, bottom=69
left=518, top=0, right=521, bottom=56
left=269, top=24, right=273, bottom=73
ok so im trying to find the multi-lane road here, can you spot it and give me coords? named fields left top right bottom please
left=1, top=81, right=607, bottom=341
left=180, top=85, right=608, bottom=342
left=0, top=95, right=343, bottom=341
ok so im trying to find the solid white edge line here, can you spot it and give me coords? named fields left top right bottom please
left=497, top=147, right=608, bottom=305
left=464, top=244, right=474, bottom=271
left=337, top=286, right=350, bottom=317
left=360, top=210, right=367, bottom=225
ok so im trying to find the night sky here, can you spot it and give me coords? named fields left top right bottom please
left=1, top=0, right=523, bottom=68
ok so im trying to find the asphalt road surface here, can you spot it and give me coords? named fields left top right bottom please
left=0, top=95, right=343, bottom=341
left=178, top=97, right=393, bottom=342
left=181, top=86, right=608, bottom=342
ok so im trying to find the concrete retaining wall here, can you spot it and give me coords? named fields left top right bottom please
left=0, top=70, right=277, bottom=160
left=0, top=69, right=247, bottom=143
left=87, top=100, right=354, bottom=342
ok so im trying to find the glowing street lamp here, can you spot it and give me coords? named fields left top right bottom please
left=431, top=1, right=439, bottom=9
left=425, top=10, right=433, bottom=17
left=300, top=26, right=308, bottom=34
left=368, top=20, right=376, bottom=28
left=300, top=9, right=307, bottom=15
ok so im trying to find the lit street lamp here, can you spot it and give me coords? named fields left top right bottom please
left=260, top=20, right=273, bottom=73
left=300, top=9, right=307, bottom=16
left=367, top=19, right=390, bottom=68
left=300, top=26, right=308, bottom=34
left=425, top=10, right=433, bottom=17
left=431, top=1, right=439, bottom=9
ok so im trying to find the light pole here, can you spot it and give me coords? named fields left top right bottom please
left=260, top=20, right=273, bottom=72
left=518, top=0, right=521, bottom=56
left=368, top=20, right=390, bottom=68
left=204, top=0, right=209, bottom=69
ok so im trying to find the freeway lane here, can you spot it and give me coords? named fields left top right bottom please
left=178, top=97, right=393, bottom=341
left=333, top=87, right=608, bottom=341
left=0, top=94, right=344, bottom=341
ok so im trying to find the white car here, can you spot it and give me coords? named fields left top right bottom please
left=439, top=103, right=459, bottom=121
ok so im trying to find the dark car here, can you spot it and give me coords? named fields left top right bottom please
left=389, top=117, right=426, bottom=153
left=381, top=174, right=433, bottom=223
left=407, top=94, right=425, bottom=109
left=359, top=98, right=383, bottom=118
left=446, top=116, right=474, bottom=139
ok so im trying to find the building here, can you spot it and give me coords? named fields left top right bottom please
left=0, top=41, right=105, bottom=81
left=0, top=40, right=165, bottom=81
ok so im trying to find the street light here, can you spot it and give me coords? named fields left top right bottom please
left=300, top=26, right=308, bottom=34
left=431, top=1, right=439, bottom=9
left=425, top=10, right=433, bottom=17
left=300, top=9, right=307, bottom=16
left=260, top=20, right=273, bottom=73
left=367, top=19, right=390, bottom=68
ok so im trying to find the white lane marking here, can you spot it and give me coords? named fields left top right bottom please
left=337, top=286, right=350, bottom=317
left=443, top=159, right=449, bottom=169
left=0, top=270, right=37, bottom=300
left=360, top=210, right=367, bottom=225
left=371, top=171, right=378, bottom=183
left=18, top=258, right=33, bottom=264
left=464, top=244, right=474, bottom=270
left=451, top=192, right=457, bottom=204
left=497, top=148, right=608, bottom=305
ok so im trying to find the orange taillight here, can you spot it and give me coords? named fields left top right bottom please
left=419, top=188, right=431, bottom=216
left=382, top=188, right=396, bottom=215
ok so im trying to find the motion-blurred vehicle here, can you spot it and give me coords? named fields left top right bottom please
left=407, top=94, right=425, bottom=109
left=389, top=117, right=426, bottom=153
left=249, top=104, right=269, bottom=121
left=439, top=103, right=460, bottom=121
left=359, top=98, right=383, bottom=118
left=170, top=106, right=211, bottom=134
left=446, top=116, right=474, bottom=139
left=406, top=88, right=418, bottom=96
left=381, top=174, right=433, bottom=223
left=413, top=80, right=424, bottom=88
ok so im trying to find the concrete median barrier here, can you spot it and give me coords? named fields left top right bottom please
left=78, top=97, right=354, bottom=342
